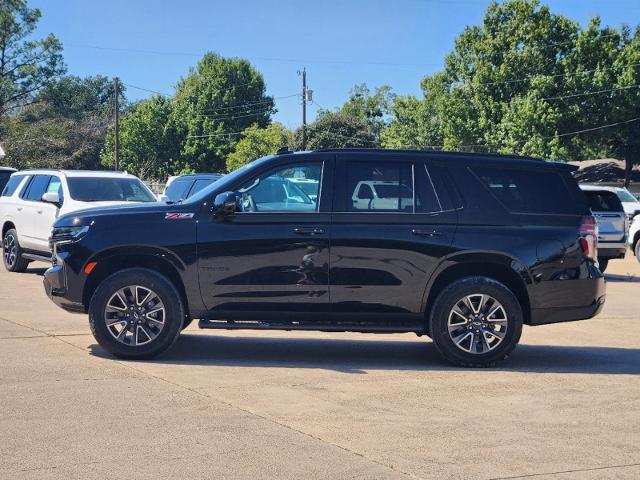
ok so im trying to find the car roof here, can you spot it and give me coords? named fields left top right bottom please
left=0, top=167, right=17, bottom=173
left=13, top=169, right=141, bottom=179
left=175, top=173, right=224, bottom=179
left=580, top=185, right=621, bottom=193
left=280, top=148, right=578, bottom=171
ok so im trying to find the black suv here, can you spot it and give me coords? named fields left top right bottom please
left=43, top=149, right=605, bottom=366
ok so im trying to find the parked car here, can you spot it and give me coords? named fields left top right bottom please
left=288, top=177, right=320, bottom=201
left=351, top=180, right=414, bottom=210
left=0, top=167, right=17, bottom=193
left=629, top=215, right=640, bottom=263
left=43, top=149, right=605, bottom=367
left=579, top=185, right=627, bottom=272
left=159, top=173, right=224, bottom=204
left=1, top=170, right=157, bottom=272
left=581, top=184, right=640, bottom=219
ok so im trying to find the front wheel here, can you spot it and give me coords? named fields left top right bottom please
left=635, top=241, right=640, bottom=264
left=3, top=229, right=29, bottom=272
left=429, top=276, right=523, bottom=367
left=89, top=268, right=184, bottom=359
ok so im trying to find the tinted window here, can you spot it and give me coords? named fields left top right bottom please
left=584, top=191, right=624, bottom=212
left=0, top=172, right=12, bottom=193
left=346, top=162, right=413, bottom=212
left=237, top=164, right=321, bottom=212
left=46, top=177, right=63, bottom=195
left=188, top=178, right=217, bottom=198
left=1, top=176, right=25, bottom=197
left=164, top=179, right=193, bottom=203
left=24, top=175, right=51, bottom=201
left=415, top=164, right=441, bottom=213
left=473, top=166, right=576, bottom=214
left=67, top=178, right=156, bottom=202
left=615, top=189, right=637, bottom=203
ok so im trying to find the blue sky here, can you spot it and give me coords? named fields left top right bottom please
left=31, top=0, right=640, bottom=129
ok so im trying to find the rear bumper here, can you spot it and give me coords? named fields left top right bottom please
left=529, top=273, right=606, bottom=326
left=599, top=244, right=627, bottom=260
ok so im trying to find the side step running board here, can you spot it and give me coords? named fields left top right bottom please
left=198, top=319, right=424, bottom=334
left=22, top=253, right=52, bottom=262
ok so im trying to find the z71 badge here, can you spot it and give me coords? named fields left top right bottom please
left=165, top=213, right=194, bottom=220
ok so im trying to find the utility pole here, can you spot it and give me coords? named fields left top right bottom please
left=113, top=77, right=120, bottom=171
left=301, top=68, right=307, bottom=150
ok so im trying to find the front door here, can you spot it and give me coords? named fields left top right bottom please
left=330, top=154, right=458, bottom=319
left=197, top=158, right=332, bottom=320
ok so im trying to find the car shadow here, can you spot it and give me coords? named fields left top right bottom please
left=605, top=273, right=640, bottom=283
left=89, top=334, right=640, bottom=375
left=24, top=266, right=48, bottom=276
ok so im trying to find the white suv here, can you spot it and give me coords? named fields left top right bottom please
left=1, top=170, right=157, bottom=272
left=629, top=215, right=640, bottom=263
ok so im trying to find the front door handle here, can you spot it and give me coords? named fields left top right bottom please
left=17, top=207, right=22, bottom=212
left=411, top=229, right=443, bottom=237
left=293, top=227, right=325, bottom=235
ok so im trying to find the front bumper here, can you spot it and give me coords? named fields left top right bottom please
left=43, top=263, right=86, bottom=314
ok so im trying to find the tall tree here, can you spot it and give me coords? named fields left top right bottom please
left=171, top=52, right=274, bottom=172
left=227, top=123, right=292, bottom=172
left=0, top=0, right=65, bottom=117
left=101, top=95, right=178, bottom=180
left=293, top=111, right=376, bottom=150
left=341, top=84, right=393, bottom=143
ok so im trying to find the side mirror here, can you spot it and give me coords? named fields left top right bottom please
left=213, top=191, right=238, bottom=219
left=42, top=192, right=61, bottom=206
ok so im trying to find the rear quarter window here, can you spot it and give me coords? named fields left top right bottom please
left=584, top=191, right=624, bottom=212
left=1, top=175, right=25, bottom=197
left=472, top=166, right=579, bottom=215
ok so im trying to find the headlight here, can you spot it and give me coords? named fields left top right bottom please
left=49, top=225, right=90, bottom=247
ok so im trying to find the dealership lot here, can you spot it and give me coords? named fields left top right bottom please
left=0, top=255, right=638, bottom=480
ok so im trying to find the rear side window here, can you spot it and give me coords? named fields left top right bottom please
left=472, top=166, right=577, bottom=214
left=1, top=176, right=25, bottom=197
left=345, top=162, right=413, bottom=212
left=22, top=175, right=52, bottom=201
left=584, top=191, right=624, bottom=212
left=188, top=178, right=216, bottom=198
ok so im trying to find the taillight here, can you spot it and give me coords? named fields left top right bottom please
left=579, top=215, right=598, bottom=260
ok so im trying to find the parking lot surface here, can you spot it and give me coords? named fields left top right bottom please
left=1, top=255, right=639, bottom=479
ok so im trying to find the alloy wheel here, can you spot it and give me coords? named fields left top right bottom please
left=447, top=294, right=508, bottom=354
left=104, top=285, right=166, bottom=346
left=3, top=234, right=17, bottom=268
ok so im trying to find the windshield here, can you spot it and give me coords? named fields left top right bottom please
left=185, top=155, right=274, bottom=204
left=616, top=189, right=638, bottom=203
left=67, top=177, right=156, bottom=202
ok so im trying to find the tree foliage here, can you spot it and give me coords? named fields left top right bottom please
left=226, top=123, right=292, bottom=172
left=293, top=111, right=376, bottom=150
left=0, top=0, right=65, bottom=117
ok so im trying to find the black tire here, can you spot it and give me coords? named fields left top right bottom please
left=429, top=276, right=523, bottom=367
left=598, top=258, right=609, bottom=273
left=89, top=268, right=184, bottom=360
left=2, top=229, right=29, bottom=272
left=635, top=241, right=640, bottom=264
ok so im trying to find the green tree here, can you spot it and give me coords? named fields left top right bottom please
left=101, top=95, right=178, bottom=180
left=0, top=0, right=65, bottom=117
left=171, top=52, right=274, bottom=172
left=2, top=75, right=118, bottom=169
left=341, top=84, right=393, bottom=142
left=293, top=111, right=376, bottom=150
left=226, top=123, right=292, bottom=172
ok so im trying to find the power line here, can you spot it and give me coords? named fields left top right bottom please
left=553, top=117, right=640, bottom=138
left=122, top=83, right=169, bottom=96
left=541, top=84, right=640, bottom=101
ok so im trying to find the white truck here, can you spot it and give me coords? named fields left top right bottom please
left=1, top=169, right=157, bottom=272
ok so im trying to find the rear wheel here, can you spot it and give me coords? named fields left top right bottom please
left=598, top=258, right=609, bottom=272
left=89, top=268, right=184, bottom=359
left=429, top=276, right=523, bottom=367
left=635, top=241, right=640, bottom=263
left=2, top=229, right=29, bottom=272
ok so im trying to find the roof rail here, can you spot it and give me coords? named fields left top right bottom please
left=313, top=147, right=545, bottom=162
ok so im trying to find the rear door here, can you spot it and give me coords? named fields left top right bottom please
left=584, top=190, right=626, bottom=243
left=17, top=175, right=52, bottom=250
left=329, top=154, right=457, bottom=320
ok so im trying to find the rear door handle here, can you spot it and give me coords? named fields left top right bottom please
left=293, top=227, right=325, bottom=235
left=411, top=229, right=443, bottom=237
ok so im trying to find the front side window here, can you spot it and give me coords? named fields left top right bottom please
left=23, top=175, right=51, bottom=201
left=346, top=162, right=413, bottom=212
left=67, top=178, right=156, bottom=202
left=1, top=176, right=26, bottom=197
left=237, top=163, right=322, bottom=213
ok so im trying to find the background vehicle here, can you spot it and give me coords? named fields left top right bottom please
left=351, top=180, right=413, bottom=210
left=0, top=167, right=17, bottom=193
left=44, top=149, right=604, bottom=367
left=580, top=185, right=627, bottom=272
left=159, top=173, right=224, bottom=204
left=629, top=215, right=640, bottom=263
left=1, top=170, right=157, bottom=272
left=581, top=184, right=640, bottom=219
left=288, top=177, right=320, bottom=201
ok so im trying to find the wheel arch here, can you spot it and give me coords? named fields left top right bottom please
left=82, top=248, right=190, bottom=317
left=2, top=221, right=16, bottom=238
left=423, top=253, right=532, bottom=326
